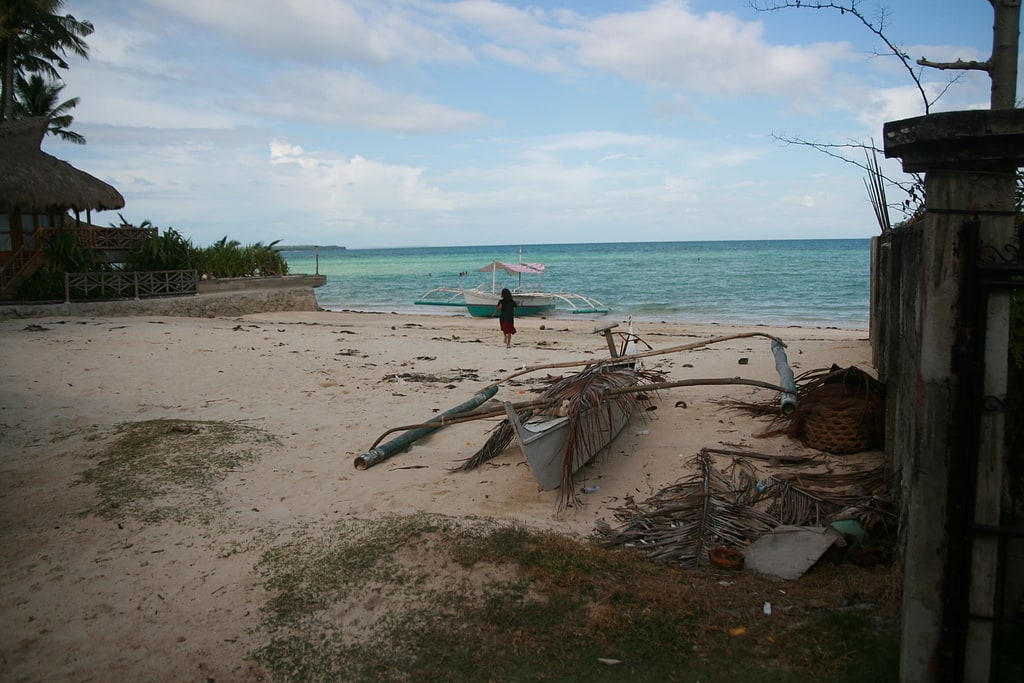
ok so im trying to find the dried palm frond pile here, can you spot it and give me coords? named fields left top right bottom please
left=595, top=448, right=895, bottom=568
left=595, top=451, right=778, bottom=566
left=721, top=365, right=886, bottom=455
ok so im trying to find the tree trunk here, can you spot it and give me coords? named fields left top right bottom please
left=1, top=36, right=15, bottom=122
left=991, top=0, right=1021, bottom=109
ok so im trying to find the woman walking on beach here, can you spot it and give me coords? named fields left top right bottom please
left=497, top=288, right=517, bottom=348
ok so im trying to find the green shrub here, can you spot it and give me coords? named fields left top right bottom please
left=190, top=236, right=289, bottom=278
left=17, top=227, right=101, bottom=300
left=123, top=227, right=289, bottom=278
left=123, top=223, right=193, bottom=271
left=16, top=221, right=290, bottom=301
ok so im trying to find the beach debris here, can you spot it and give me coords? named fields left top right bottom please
left=709, top=546, right=745, bottom=570
left=596, top=448, right=894, bottom=569
left=596, top=450, right=777, bottom=568
left=742, top=526, right=844, bottom=580
left=384, top=369, right=480, bottom=384
left=450, top=334, right=800, bottom=512
left=23, top=324, right=49, bottom=332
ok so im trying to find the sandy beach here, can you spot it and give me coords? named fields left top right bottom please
left=0, top=310, right=877, bottom=680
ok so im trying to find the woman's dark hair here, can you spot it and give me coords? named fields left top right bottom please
left=501, top=288, right=512, bottom=299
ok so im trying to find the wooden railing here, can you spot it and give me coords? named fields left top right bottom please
left=64, top=270, right=198, bottom=302
left=1, top=225, right=160, bottom=298
left=0, top=246, right=47, bottom=298
left=46, top=225, right=158, bottom=250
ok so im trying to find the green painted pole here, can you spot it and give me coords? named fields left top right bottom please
left=771, top=339, right=798, bottom=416
left=354, top=386, right=499, bottom=470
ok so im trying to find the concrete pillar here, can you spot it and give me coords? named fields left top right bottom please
left=884, top=110, right=1024, bottom=682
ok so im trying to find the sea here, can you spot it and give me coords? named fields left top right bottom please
left=280, top=239, right=871, bottom=329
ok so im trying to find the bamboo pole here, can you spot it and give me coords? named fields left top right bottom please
left=365, top=376, right=789, bottom=450
left=481, top=331, right=786, bottom=391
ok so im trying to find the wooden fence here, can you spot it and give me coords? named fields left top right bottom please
left=64, top=270, right=197, bottom=302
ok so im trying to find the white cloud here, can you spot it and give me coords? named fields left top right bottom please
left=141, top=0, right=473, bottom=65
left=573, top=3, right=850, bottom=96
left=244, top=69, right=494, bottom=132
left=50, top=0, right=983, bottom=248
left=267, top=140, right=456, bottom=222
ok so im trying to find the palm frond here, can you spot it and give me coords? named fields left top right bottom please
left=548, top=362, right=663, bottom=509
left=450, top=414, right=525, bottom=473
left=597, top=448, right=895, bottom=567
left=596, top=450, right=778, bottom=567
left=766, top=466, right=893, bottom=527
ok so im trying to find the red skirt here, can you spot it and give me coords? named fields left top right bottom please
left=500, top=319, right=516, bottom=334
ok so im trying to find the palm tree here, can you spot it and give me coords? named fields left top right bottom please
left=0, top=0, right=93, bottom=122
left=14, top=72, right=83, bottom=142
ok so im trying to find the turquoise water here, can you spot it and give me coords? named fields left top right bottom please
left=281, top=239, right=871, bottom=328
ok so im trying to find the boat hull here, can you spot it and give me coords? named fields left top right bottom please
left=462, top=290, right=557, bottom=317
left=503, top=400, right=632, bottom=490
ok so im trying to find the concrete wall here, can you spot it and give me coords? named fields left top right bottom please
left=195, top=274, right=325, bottom=295
left=0, top=274, right=326, bottom=320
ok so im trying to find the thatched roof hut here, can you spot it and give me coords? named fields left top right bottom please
left=0, top=117, right=124, bottom=214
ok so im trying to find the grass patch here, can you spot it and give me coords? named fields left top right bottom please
left=76, top=418, right=278, bottom=525
left=251, top=514, right=900, bottom=682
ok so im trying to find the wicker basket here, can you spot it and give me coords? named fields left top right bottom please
left=802, top=402, right=873, bottom=454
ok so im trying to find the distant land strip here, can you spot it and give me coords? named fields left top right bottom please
left=279, top=245, right=346, bottom=250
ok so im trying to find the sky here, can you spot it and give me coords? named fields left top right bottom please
left=49, top=0, right=1003, bottom=248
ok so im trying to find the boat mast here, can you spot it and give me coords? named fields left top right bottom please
left=518, top=247, right=523, bottom=290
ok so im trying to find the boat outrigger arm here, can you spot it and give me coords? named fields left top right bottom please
left=354, top=386, right=498, bottom=470
left=414, top=287, right=609, bottom=314
left=413, top=259, right=609, bottom=315
left=548, top=292, right=609, bottom=314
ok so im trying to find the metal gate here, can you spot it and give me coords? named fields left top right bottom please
left=942, top=215, right=1024, bottom=681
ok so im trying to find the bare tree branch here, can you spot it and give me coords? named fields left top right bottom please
left=917, top=57, right=991, bottom=72
left=749, top=0, right=932, bottom=113
left=771, top=133, right=924, bottom=221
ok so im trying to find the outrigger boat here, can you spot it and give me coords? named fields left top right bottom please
left=414, top=260, right=608, bottom=317
left=359, top=326, right=799, bottom=508
left=502, top=323, right=646, bottom=492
